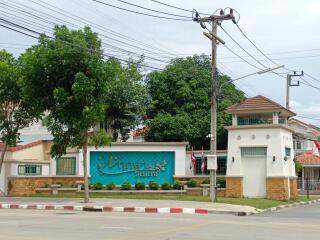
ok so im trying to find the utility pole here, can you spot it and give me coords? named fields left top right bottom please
left=194, top=9, right=236, bottom=202
left=286, top=71, right=303, bottom=109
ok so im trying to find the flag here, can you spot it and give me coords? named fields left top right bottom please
left=190, top=148, right=197, bottom=172
left=201, top=147, right=206, bottom=174
left=314, top=141, right=320, bottom=151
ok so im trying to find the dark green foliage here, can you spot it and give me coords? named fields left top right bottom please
left=217, top=179, right=226, bottom=188
left=145, top=55, right=246, bottom=149
left=106, top=183, right=116, bottom=190
left=202, top=179, right=210, bottom=184
left=121, top=182, right=131, bottom=190
left=161, top=183, right=172, bottom=190
left=187, top=179, right=197, bottom=188
left=173, top=181, right=183, bottom=190
left=294, top=160, right=303, bottom=174
left=135, top=182, right=145, bottom=190
left=148, top=182, right=159, bottom=190
left=93, top=182, right=103, bottom=190
left=103, top=59, right=147, bottom=141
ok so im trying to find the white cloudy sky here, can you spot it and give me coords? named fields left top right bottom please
left=0, top=0, right=319, bottom=126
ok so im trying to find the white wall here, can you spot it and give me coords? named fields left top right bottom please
left=227, top=127, right=295, bottom=177
left=0, top=167, right=5, bottom=194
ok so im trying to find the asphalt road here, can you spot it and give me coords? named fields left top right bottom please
left=0, top=203, right=319, bottom=240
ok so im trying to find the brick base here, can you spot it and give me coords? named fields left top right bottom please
left=7, top=176, right=85, bottom=196
left=290, top=177, right=298, bottom=200
left=225, top=177, right=243, bottom=198
left=266, top=177, right=290, bottom=200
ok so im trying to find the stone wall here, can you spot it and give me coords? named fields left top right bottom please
left=7, top=176, right=85, bottom=196
left=225, top=177, right=243, bottom=197
left=266, top=177, right=289, bottom=200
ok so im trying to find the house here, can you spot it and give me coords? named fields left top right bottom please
left=289, top=118, right=320, bottom=191
left=224, top=95, right=297, bottom=200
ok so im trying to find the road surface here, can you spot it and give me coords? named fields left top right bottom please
left=0, top=203, right=319, bottom=240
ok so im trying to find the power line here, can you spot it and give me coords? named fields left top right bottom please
left=219, top=25, right=269, bottom=69
left=113, top=0, right=190, bottom=18
left=304, top=72, right=320, bottom=84
left=235, top=23, right=278, bottom=66
left=0, top=19, right=164, bottom=71
left=92, top=0, right=192, bottom=21
left=298, top=115, right=320, bottom=121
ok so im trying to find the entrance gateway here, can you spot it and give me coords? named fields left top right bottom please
left=241, top=147, right=267, bottom=197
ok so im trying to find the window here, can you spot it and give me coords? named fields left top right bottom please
left=18, top=164, right=42, bottom=176
left=241, top=147, right=267, bottom=157
left=194, top=156, right=226, bottom=176
left=285, top=148, right=291, bottom=158
left=56, top=157, right=76, bottom=175
left=296, top=141, right=302, bottom=150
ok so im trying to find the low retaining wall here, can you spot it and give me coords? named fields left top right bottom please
left=7, top=176, right=85, bottom=196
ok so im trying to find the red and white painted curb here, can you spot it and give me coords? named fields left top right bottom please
left=0, top=203, right=212, bottom=215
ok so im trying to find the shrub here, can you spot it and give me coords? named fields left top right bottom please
left=121, top=182, right=131, bottom=190
left=217, top=179, right=226, bottom=188
left=202, top=179, right=210, bottom=184
left=187, top=179, right=197, bottom=188
left=149, top=182, right=159, bottom=190
left=93, top=182, right=103, bottom=190
left=44, top=183, right=49, bottom=188
left=173, top=181, right=183, bottom=190
left=161, top=183, right=172, bottom=190
left=106, top=182, right=116, bottom=190
left=89, top=184, right=94, bottom=190
left=135, top=182, right=145, bottom=190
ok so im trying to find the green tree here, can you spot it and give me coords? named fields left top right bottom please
left=103, top=58, right=147, bottom=141
left=0, top=50, right=37, bottom=174
left=20, top=26, right=111, bottom=202
left=145, top=55, right=245, bottom=149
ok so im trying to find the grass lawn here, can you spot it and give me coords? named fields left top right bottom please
left=27, top=192, right=319, bottom=209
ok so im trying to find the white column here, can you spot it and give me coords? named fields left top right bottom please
left=302, top=167, right=305, bottom=190
left=273, top=112, right=279, bottom=124
left=232, top=114, right=238, bottom=126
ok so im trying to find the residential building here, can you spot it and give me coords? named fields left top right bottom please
left=224, top=95, right=297, bottom=200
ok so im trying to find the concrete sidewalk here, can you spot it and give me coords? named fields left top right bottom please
left=0, top=197, right=258, bottom=215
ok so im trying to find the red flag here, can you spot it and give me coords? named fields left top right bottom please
left=190, top=149, right=197, bottom=172
left=201, top=147, right=206, bottom=174
left=315, top=141, right=320, bottom=151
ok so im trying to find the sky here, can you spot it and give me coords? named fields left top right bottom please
left=0, top=0, right=319, bottom=126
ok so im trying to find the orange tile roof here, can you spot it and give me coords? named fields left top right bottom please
left=296, top=152, right=320, bottom=165
left=0, top=140, right=43, bottom=152
left=226, top=95, right=296, bottom=116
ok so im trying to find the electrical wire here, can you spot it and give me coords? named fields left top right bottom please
left=92, top=0, right=192, bottom=21
left=150, top=0, right=210, bottom=15
left=113, top=0, right=190, bottom=18
left=0, top=19, right=165, bottom=71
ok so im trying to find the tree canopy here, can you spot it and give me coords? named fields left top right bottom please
left=103, top=58, right=147, bottom=142
left=0, top=50, right=37, bottom=173
left=145, top=54, right=246, bottom=149
left=20, top=26, right=112, bottom=202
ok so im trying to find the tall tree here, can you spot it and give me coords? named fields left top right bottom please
left=103, top=58, right=147, bottom=141
left=20, top=26, right=111, bottom=203
left=145, top=55, right=246, bottom=149
left=0, top=50, right=37, bottom=174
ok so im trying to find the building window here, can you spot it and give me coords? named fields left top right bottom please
left=18, top=164, right=42, bottom=176
left=241, top=147, right=267, bottom=157
left=285, top=148, right=291, bottom=158
left=56, top=157, right=76, bottom=175
left=194, top=156, right=226, bottom=176
left=296, top=140, right=302, bottom=150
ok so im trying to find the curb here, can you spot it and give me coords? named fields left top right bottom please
left=0, top=202, right=253, bottom=216
left=255, top=198, right=320, bottom=214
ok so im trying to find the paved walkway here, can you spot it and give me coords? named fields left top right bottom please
left=0, top=197, right=257, bottom=215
